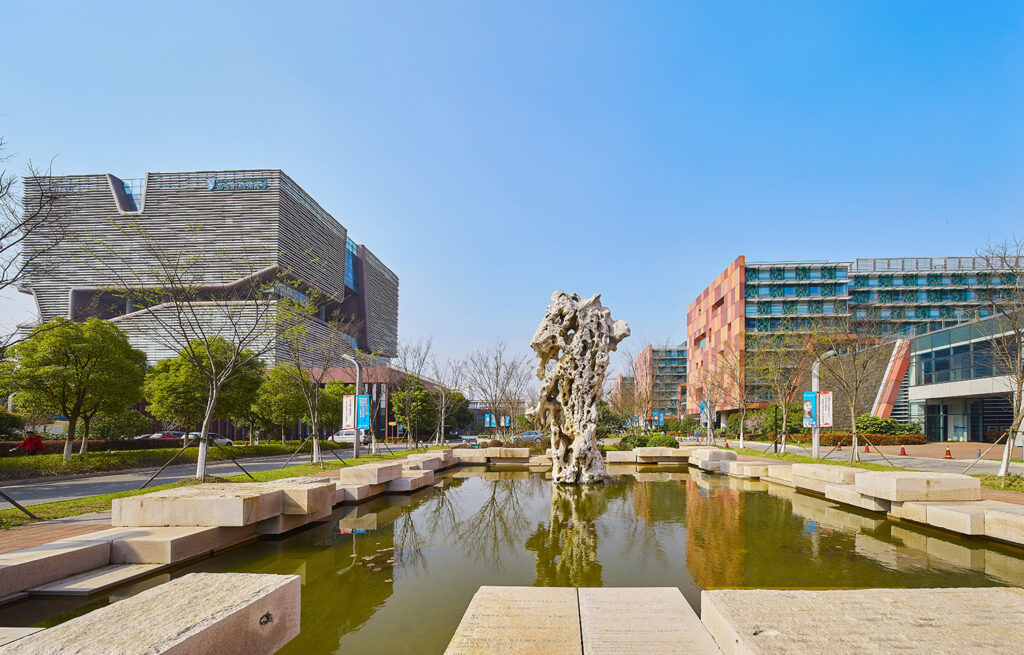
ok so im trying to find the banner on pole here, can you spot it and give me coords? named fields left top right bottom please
left=802, top=391, right=817, bottom=428
left=819, top=391, right=833, bottom=428
left=342, top=395, right=355, bottom=430
left=357, top=395, right=370, bottom=430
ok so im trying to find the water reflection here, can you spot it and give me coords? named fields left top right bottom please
left=525, top=484, right=605, bottom=586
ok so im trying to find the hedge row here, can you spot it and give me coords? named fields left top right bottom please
left=0, top=437, right=345, bottom=458
left=818, top=433, right=927, bottom=446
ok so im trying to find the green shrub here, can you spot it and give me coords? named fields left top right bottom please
left=854, top=414, right=923, bottom=435
left=0, top=410, right=25, bottom=438
left=819, top=433, right=926, bottom=446
left=645, top=433, right=678, bottom=448
left=619, top=433, right=649, bottom=449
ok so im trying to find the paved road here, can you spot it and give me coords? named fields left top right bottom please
left=0, top=444, right=414, bottom=509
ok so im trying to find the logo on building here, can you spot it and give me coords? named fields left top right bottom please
left=206, top=178, right=269, bottom=191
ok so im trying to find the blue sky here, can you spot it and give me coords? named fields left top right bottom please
left=2, top=2, right=1023, bottom=367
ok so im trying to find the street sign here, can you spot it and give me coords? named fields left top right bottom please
left=802, top=391, right=817, bottom=428
left=819, top=391, right=833, bottom=428
left=699, top=402, right=708, bottom=422
left=357, top=395, right=370, bottom=430
left=342, top=395, right=355, bottom=430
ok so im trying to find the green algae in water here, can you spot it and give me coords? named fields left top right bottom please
left=1, top=470, right=1023, bottom=654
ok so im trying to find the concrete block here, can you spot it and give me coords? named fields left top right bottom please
left=335, top=461, right=403, bottom=485
left=791, top=463, right=857, bottom=486
left=256, top=501, right=332, bottom=535
left=257, top=479, right=335, bottom=515
left=29, top=563, right=164, bottom=596
left=110, top=526, right=258, bottom=564
left=9, top=572, right=300, bottom=655
left=403, top=455, right=443, bottom=471
left=823, top=483, right=890, bottom=513
left=334, top=482, right=387, bottom=505
left=112, top=485, right=284, bottom=527
left=0, top=538, right=111, bottom=598
left=854, top=471, right=981, bottom=502
left=495, top=447, right=529, bottom=458
left=490, top=457, right=531, bottom=466
left=983, top=503, right=1024, bottom=545
left=888, top=500, right=932, bottom=523
left=792, top=475, right=827, bottom=495
left=386, top=470, right=434, bottom=493
left=926, top=501, right=1007, bottom=536
left=725, top=462, right=769, bottom=479
left=765, top=464, right=794, bottom=483
left=606, top=450, right=637, bottom=463
left=444, top=586, right=581, bottom=654
left=529, top=455, right=552, bottom=465
left=635, top=447, right=680, bottom=461
left=578, top=587, right=721, bottom=655
left=702, top=587, right=1024, bottom=655
left=691, top=448, right=737, bottom=462
left=451, top=448, right=479, bottom=459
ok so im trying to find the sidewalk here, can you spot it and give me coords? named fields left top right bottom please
left=0, top=513, right=112, bottom=554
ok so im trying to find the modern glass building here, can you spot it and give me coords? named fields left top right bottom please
left=908, top=317, right=1016, bottom=442
left=634, top=344, right=688, bottom=418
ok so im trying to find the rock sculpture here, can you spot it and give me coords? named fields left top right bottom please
left=528, top=292, right=629, bottom=484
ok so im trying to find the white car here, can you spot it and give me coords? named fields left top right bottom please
left=330, top=429, right=371, bottom=446
left=186, top=432, right=233, bottom=447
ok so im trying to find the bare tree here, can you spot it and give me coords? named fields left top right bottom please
left=617, top=344, right=653, bottom=434
left=716, top=339, right=749, bottom=447
left=976, top=239, right=1024, bottom=484
left=809, top=317, right=893, bottom=463
left=745, top=331, right=811, bottom=448
left=84, top=220, right=295, bottom=479
left=688, top=358, right=725, bottom=443
left=277, top=287, right=362, bottom=464
left=2, top=140, right=67, bottom=345
left=463, top=340, right=530, bottom=439
left=429, top=356, right=464, bottom=445
left=393, top=337, right=433, bottom=447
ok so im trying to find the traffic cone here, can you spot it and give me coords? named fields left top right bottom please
left=944, top=446, right=953, bottom=460
left=724, top=438, right=730, bottom=448
left=899, top=446, right=907, bottom=456
left=864, top=444, right=870, bottom=454
left=836, top=443, right=843, bottom=451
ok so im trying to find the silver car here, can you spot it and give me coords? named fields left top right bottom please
left=517, top=431, right=545, bottom=443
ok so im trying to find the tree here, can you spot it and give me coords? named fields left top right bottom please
left=145, top=339, right=264, bottom=450
left=253, top=365, right=307, bottom=443
left=320, top=380, right=355, bottom=435
left=84, top=220, right=295, bottom=478
left=976, top=238, right=1024, bottom=485
left=392, top=338, right=433, bottom=446
left=391, top=379, right=437, bottom=441
left=716, top=339, right=749, bottom=447
left=744, top=331, right=811, bottom=448
left=463, top=340, right=530, bottom=438
left=447, top=391, right=473, bottom=432
left=809, top=317, right=893, bottom=463
left=91, top=409, right=152, bottom=441
left=1, top=139, right=67, bottom=346
left=0, top=318, right=145, bottom=459
left=0, top=410, right=25, bottom=438
left=428, top=357, right=464, bottom=444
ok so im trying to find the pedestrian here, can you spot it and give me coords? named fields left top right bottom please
left=10, top=432, right=45, bottom=456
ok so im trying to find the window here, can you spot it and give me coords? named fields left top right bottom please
left=345, top=238, right=360, bottom=290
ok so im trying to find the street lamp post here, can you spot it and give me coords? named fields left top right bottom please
left=342, top=354, right=362, bottom=459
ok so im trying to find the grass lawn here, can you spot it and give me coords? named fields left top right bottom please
left=0, top=441, right=349, bottom=481
left=734, top=447, right=910, bottom=472
left=0, top=447, right=446, bottom=530
left=973, top=473, right=1024, bottom=494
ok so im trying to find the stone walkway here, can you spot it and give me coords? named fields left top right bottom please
left=0, top=521, right=111, bottom=555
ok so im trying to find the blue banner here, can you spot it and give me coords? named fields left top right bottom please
left=802, top=392, right=817, bottom=428
left=357, top=395, right=370, bottom=430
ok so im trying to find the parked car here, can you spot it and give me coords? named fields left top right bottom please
left=186, top=432, right=233, bottom=446
left=517, top=431, right=545, bottom=443
left=330, top=429, right=371, bottom=446
left=133, top=433, right=154, bottom=440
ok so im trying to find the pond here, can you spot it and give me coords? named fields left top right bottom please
left=3, top=468, right=1024, bottom=654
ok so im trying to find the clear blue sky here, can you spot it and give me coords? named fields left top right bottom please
left=2, top=2, right=1022, bottom=366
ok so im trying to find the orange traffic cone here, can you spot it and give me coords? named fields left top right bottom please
left=836, top=443, right=843, bottom=451
left=899, top=446, right=907, bottom=456
left=724, top=439, right=730, bottom=449
left=944, top=446, right=953, bottom=460
left=864, top=444, right=870, bottom=454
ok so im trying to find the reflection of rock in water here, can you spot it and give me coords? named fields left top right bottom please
left=525, top=485, right=606, bottom=586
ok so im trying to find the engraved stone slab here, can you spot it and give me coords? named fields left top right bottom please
left=8, top=572, right=300, bottom=655
left=702, top=587, right=1024, bottom=655
left=578, top=587, right=721, bottom=654
left=444, top=586, right=581, bottom=655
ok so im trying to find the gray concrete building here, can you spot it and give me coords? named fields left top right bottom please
left=19, top=169, right=398, bottom=363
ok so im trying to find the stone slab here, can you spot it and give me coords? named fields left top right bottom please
left=765, top=464, right=794, bottom=483
left=790, top=463, right=857, bottom=486
left=854, top=471, right=980, bottom=502
left=29, top=563, right=164, bottom=596
left=691, top=448, right=737, bottom=462
left=701, top=587, right=1024, bottom=655
left=606, top=450, right=637, bottom=463
left=983, top=504, right=1024, bottom=545
left=335, top=461, right=403, bottom=485
left=256, top=479, right=335, bottom=515
left=528, top=455, right=552, bottom=465
left=0, top=628, right=42, bottom=647
left=578, top=587, right=721, bottom=654
left=635, top=447, right=680, bottom=461
left=760, top=476, right=795, bottom=488
left=112, top=485, right=284, bottom=527
left=256, top=500, right=332, bottom=535
left=926, top=501, right=1008, bottom=536
left=888, top=500, right=931, bottom=523
left=451, top=448, right=480, bottom=459
left=334, top=482, right=388, bottom=505
left=110, top=526, right=258, bottom=564
left=791, top=475, right=827, bottom=495
left=444, top=586, right=582, bottom=655
left=0, top=538, right=111, bottom=598
left=823, top=483, right=891, bottom=513
left=6, top=572, right=300, bottom=655
left=403, top=455, right=443, bottom=471
left=495, top=448, right=529, bottom=458
left=456, top=455, right=488, bottom=464
left=386, top=470, right=434, bottom=493
left=725, top=462, right=769, bottom=479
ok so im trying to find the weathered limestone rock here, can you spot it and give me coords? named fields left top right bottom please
left=444, top=586, right=582, bottom=654
left=701, top=587, right=1024, bottom=655
left=528, top=291, right=629, bottom=484
left=854, top=471, right=980, bottom=502
left=5, top=572, right=300, bottom=655
left=578, top=587, right=721, bottom=654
